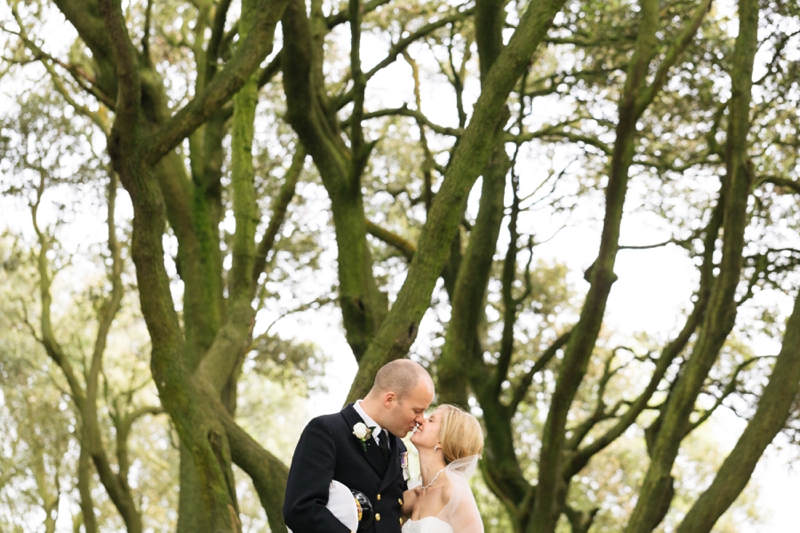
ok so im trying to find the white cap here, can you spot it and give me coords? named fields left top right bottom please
left=326, top=480, right=359, bottom=531
left=289, top=480, right=359, bottom=533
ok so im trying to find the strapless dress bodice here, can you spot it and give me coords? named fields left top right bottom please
left=402, top=516, right=455, bottom=533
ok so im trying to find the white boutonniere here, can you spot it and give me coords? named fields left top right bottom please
left=353, top=422, right=375, bottom=452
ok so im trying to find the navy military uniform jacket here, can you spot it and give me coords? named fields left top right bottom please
left=283, top=404, right=408, bottom=533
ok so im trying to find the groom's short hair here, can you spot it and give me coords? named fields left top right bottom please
left=372, top=359, right=427, bottom=400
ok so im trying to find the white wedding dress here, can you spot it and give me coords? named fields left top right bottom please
left=402, top=516, right=454, bottom=533
left=401, top=456, right=483, bottom=533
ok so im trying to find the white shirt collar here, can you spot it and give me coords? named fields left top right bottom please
left=354, top=400, right=386, bottom=445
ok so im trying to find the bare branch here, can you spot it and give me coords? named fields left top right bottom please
left=260, top=296, right=337, bottom=335
left=252, top=147, right=306, bottom=288
left=365, top=220, right=416, bottom=261
left=143, top=0, right=288, bottom=165
left=9, top=5, right=114, bottom=122
left=755, top=176, right=800, bottom=195
left=334, top=7, right=475, bottom=109
left=325, top=0, right=393, bottom=28
left=98, top=0, right=140, bottom=132
left=687, top=356, right=768, bottom=434
left=357, top=105, right=463, bottom=137
left=141, top=0, right=154, bottom=61
left=509, top=331, right=572, bottom=414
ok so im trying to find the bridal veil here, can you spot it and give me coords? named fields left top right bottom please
left=434, top=455, right=484, bottom=533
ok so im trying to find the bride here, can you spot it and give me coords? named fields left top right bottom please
left=401, top=404, right=484, bottom=533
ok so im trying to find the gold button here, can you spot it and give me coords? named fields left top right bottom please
left=377, top=494, right=381, bottom=501
left=376, top=513, right=381, bottom=521
left=398, top=498, right=403, bottom=505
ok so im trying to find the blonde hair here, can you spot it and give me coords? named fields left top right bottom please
left=437, top=404, right=484, bottom=464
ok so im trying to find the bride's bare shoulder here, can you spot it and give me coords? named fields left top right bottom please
left=438, top=477, right=454, bottom=506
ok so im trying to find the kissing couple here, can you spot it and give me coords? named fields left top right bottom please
left=283, top=359, right=484, bottom=533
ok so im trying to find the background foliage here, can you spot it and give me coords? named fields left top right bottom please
left=1, top=0, right=799, bottom=532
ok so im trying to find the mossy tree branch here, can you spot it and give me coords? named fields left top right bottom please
left=529, top=1, right=714, bottom=529
left=676, top=292, right=800, bottom=533
left=346, top=0, right=571, bottom=400
left=625, top=0, right=759, bottom=530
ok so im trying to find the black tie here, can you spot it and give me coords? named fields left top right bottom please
left=379, top=429, right=390, bottom=461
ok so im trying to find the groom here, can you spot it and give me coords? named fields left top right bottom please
left=283, top=359, right=434, bottom=533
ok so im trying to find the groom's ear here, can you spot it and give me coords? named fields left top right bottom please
left=383, top=391, right=397, bottom=407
